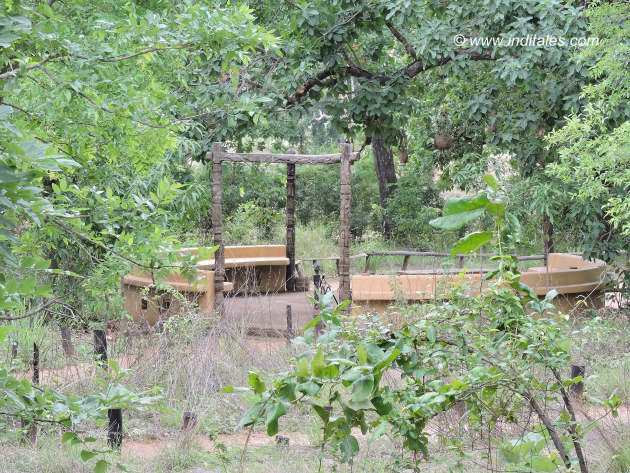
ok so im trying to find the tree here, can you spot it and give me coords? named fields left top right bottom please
left=546, top=2, right=630, bottom=262
left=1, top=2, right=275, bottom=465
left=241, top=0, right=588, bottom=238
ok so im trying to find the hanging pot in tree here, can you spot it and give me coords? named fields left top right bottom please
left=433, top=133, right=453, bottom=150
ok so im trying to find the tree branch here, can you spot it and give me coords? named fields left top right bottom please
left=0, top=299, right=74, bottom=322
left=525, top=391, right=573, bottom=470
left=385, top=21, right=417, bottom=60
left=552, top=368, right=590, bottom=473
left=0, top=54, right=63, bottom=81
left=91, top=43, right=192, bottom=63
left=286, top=67, right=338, bottom=105
left=286, top=49, right=493, bottom=105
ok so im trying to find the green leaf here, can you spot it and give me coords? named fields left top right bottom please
left=340, top=434, right=359, bottom=461
left=297, top=381, right=321, bottom=396
left=483, top=174, right=499, bottom=190
left=312, top=404, right=330, bottom=423
left=443, top=194, right=490, bottom=215
left=351, top=375, right=374, bottom=403
left=311, top=349, right=326, bottom=377
left=239, top=403, right=264, bottom=428
left=357, top=344, right=368, bottom=365
left=486, top=201, right=505, bottom=217
left=80, top=450, right=98, bottom=461
left=374, top=346, right=401, bottom=372
left=247, top=372, right=265, bottom=394
left=371, top=396, right=393, bottom=416
left=450, top=231, right=493, bottom=255
left=530, top=455, right=557, bottom=472
left=61, top=431, right=79, bottom=444
left=303, top=316, right=321, bottom=331
left=265, top=401, right=287, bottom=436
left=94, top=460, right=109, bottom=473
left=295, top=357, right=310, bottom=378
left=222, top=385, right=235, bottom=394
left=430, top=208, right=485, bottom=231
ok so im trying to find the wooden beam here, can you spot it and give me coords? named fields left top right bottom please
left=401, top=254, right=411, bottom=271
left=205, top=151, right=360, bottom=165
left=360, top=250, right=545, bottom=261
left=211, top=143, right=225, bottom=312
left=285, top=152, right=296, bottom=291
left=338, top=143, right=352, bottom=302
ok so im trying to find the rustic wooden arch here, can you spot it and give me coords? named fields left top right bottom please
left=207, top=142, right=357, bottom=311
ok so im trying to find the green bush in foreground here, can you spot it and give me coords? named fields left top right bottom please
left=229, top=184, right=621, bottom=472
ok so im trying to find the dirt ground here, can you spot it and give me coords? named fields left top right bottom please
left=223, top=284, right=329, bottom=333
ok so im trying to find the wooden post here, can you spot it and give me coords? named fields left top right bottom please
left=338, top=142, right=352, bottom=303
left=94, top=329, right=107, bottom=366
left=32, top=343, right=39, bottom=385
left=286, top=305, right=294, bottom=342
left=286, top=152, right=296, bottom=292
left=108, top=409, right=123, bottom=449
left=363, top=254, right=371, bottom=273
left=60, top=327, right=75, bottom=357
left=211, top=143, right=225, bottom=312
left=26, top=342, right=40, bottom=442
left=93, top=329, right=123, bottom=449
left=570, top=365, right=585, bottom=398
left=402, top=255, right=410, bottom=272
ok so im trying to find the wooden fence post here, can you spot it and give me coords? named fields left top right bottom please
left=93, top=329, right=123, bottom=449
left=26, top=342, right=40, bottom=443
left=402, top=255, right=411, bottom=272
left=211, top=142, right=225, bottom=313
left=94, top=329, right=107, bottom=365
left=363, top=254, right=371, bottom=274
left=570, top=365, right=585, bottom=398
left=286, top=305, right=294, bottom=343
left=338, top=142, right=352, bottom=303
left=286, top=152, right=296, bottom=292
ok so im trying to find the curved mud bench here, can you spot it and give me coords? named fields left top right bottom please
left=351, top=253, right=607, bottom=313
left=185, top=245, right=291, bottom=294
left=122, top=270, right=233, bottom=326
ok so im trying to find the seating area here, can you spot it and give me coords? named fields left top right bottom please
left=187, top=245, right=291, bottom=294
left=122, top=245, right=300, bottom=325
left=351, top=253, right=607, bottom=313
left=121, top=270, right=234, bottom=326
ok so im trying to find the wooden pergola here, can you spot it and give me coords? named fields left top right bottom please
left=207, top=142, right=357, bottom=310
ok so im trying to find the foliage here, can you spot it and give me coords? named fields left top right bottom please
left=230, top=190, right=619, bottom=471
left=385, top=159, right=443, bottom=248
left=546, top=2, right=630, bottom=261
left=0, top=325, right=160, bottom=472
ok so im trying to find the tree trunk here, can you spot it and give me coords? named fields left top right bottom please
left=60, top=327, right=75, bottom=358
left=371, top=134, right=397, bottom=238
left=543, top=214, right=554, bottom=265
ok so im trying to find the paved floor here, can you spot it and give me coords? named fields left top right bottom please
left=223, top=289, right=317, bottom=333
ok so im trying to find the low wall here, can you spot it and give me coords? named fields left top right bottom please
left=352, top=253, right=606, bottom=313
left=192, top=245, right=290, bottom=294
left=122, top=245, right=292, bottom=325
left=122, top=270, right=233, bottom=326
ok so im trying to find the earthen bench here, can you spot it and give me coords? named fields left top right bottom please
left=351, top=253, right=606, bottom=313
left=185, top=245, right=291, bottom=294
left=122, top=270, right=233, bottom=326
